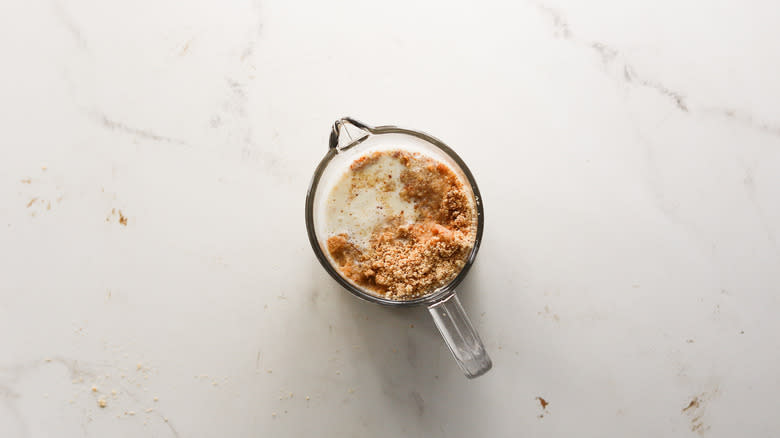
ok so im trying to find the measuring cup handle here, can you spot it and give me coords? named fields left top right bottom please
left=428, top=293, right=492, bottom=378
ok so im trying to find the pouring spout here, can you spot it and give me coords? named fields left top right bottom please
left=330, top=117, right=372, bottom=151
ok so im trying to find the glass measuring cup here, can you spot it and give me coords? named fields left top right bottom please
left=305, top=117, right=492, bottom=378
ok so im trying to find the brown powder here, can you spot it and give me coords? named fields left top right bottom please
left=349, top=154, right=397, bottom=197
left=349, top=151, right=383, bottom=171
left=326, top=150, right=476, bottom=300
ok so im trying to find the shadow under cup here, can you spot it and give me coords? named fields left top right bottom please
left=305, top=117, right=492, bottom=378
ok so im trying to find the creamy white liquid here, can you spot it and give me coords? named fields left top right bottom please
left=324, top=154, right=415, bottom=250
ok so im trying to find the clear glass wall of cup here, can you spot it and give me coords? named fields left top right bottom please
left=305, top=117, right=492, bottom=378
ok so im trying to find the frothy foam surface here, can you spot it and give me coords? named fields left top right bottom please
left=321, top=149, right=478, bottom=300
left=324, top=153, right=415, bottom=250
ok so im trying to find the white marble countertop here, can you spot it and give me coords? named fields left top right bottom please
left=2, top=0, right=779, bottom=437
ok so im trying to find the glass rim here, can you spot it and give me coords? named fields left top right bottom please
left=305, top=120, right=485, bottom=307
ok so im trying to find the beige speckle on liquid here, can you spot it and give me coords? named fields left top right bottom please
left=98, top=399, right=107, bottom=408
left=91, top=386, right=98, bottom=392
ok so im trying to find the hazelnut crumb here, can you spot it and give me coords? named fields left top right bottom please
left=326, top=150, right=477, bottom=300
left=98, top=399, right=107, bottom=408
left=91, top=386, right=98, bottom=393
